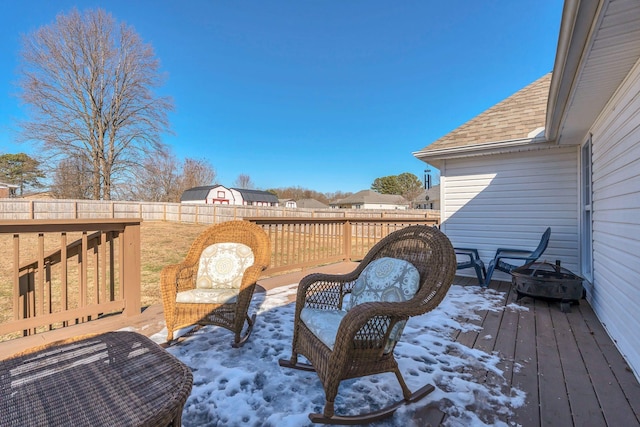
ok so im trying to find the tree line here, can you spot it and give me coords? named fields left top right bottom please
left=0, top=152, right=426, bottom=206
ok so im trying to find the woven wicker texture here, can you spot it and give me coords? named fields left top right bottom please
left=285, top=224, right=456, bottom=418
left=0, top=331, right=193, bottom=427
left=160, top=220, right=271, bottom=343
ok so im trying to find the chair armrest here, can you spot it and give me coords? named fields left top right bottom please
left=455, top=248, right=481, bottom=265
left=296, top=271, right=360, bottom=310
left=494, top=251, right=535, bottom=262
left=239, top=264, right=267, bottom=290
left=455, top=247, right=481, bottom=258
left=160, top=264, right=181, bottom=320
left=495, top=248, right=532, bottom=256
left=330, top=301, right=408, bottom=358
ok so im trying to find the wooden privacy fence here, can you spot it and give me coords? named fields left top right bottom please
left=0, top=219, right=141, bottom=340
left=0, top=198, right=439, bottom=223
left=247, top=217, right=440, bottom=275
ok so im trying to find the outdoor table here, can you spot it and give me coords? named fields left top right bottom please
left=0, top=331, right=193, bottom=426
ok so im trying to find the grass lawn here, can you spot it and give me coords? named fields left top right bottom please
left=139, top=221, right=210, bottom=307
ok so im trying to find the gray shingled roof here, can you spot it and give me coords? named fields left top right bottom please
left=232, top=188, right=278, bottom=203
left=417, top=73, right=551, bottom=153
left=416, top=185, right=440, bottom=202
left=296, top=198, right=329, bottom=209
left=180, top=186, right=215, bottom=202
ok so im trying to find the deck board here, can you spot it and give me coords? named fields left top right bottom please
left=511, top=290, right=541, bottom=427
left=551, top=305, right=606, bottom=426
left=490, top=283, right=521, bottom=417
left=533, top=300, right=573, bottom=426
left=569, top=302, right=639, bottom=426
left=578, top=302, right=640, bottom=420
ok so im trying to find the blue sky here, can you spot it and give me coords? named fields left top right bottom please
left=0, top=1, right=563, bottom=193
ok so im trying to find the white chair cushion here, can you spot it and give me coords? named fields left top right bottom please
left=348, top=257, right=420, bottom=309
left=300, top=308, right=347, bottom=350
left=351, top=257, right=420, bottom=353
left=195, top=242, right=254, bottom=290
left=176, top=288, right=239, bottom=304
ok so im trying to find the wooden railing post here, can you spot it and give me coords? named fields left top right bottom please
left=12, top=234, right=19, bottom=320
left=121, top=222, right=141, bottom=317
left=343, top=221, right=352, bottom=261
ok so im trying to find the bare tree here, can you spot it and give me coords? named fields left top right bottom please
left=123, top=155, right=215, bottom=202
left=233, top=173, right=254, bottom=189
left=18, top=8, right=173, bottom=200
left=267, top=186, right=342, bottom=204
left=396, top=173, right=423, bottom=208
left=180, top=158, right=216, bottom=191
left=50, top=156, right=94, bottom=199
left=125, top=152, right=181, bottom=202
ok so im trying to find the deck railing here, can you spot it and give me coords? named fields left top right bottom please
left=247, top=217, right=439, bottom=275
left=0, top=216, right=436, bottom=340
left=0, top=219, right=141, bottom=339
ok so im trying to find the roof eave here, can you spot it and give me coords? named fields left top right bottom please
left=545, top=0, right=601, bottom=143
left=413, top=136, right=550, bottom=165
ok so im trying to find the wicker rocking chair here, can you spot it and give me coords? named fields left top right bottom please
left=279, top=225, right=456, bottom=424
left=160, top=220, right=271, bottom=347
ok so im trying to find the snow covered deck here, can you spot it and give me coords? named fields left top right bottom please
left=1, top=265, right=639, bottom=426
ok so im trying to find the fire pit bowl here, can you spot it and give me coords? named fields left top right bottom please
left=511, top=261, right=585, bottom=312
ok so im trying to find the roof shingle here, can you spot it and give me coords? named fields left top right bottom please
left=417, top=73, right=551, bottom=153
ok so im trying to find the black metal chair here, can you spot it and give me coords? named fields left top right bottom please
left=483, top=227, right=551, bottom=286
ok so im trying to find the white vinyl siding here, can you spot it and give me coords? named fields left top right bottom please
left=589, top=60, right=640, bottom=379
left=581, top=138, right=593, bottom=281
left=441, top=146, right=579, bottom=281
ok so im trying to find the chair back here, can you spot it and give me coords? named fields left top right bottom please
left=195, top=242, right=255, bottom=290
left=530, top=227, right=552, bottom=260
left=355, top=224, right=456, bottom=317
left=183, top=220, right=271, bottom=271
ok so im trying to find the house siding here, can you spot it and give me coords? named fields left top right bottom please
left=441, top=146, right=579, bottom=281
left=589, top=59, right=640, bottom=378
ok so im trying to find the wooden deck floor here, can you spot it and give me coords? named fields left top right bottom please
left=418, top=276, right=640, bottom=427
left=1, top=264, right=639, bottom=426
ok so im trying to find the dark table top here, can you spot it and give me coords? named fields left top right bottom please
left=0, top=331, right=193, bottom=426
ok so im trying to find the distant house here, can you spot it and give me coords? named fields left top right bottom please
left=235, top=188, right=278, bottom=206
left=180, top=185, right=228, bottom=204
left=180, top=185, right=278, bottom=206
left=413, top=0, right=640, bottom=380
left=279, top=199, right=297, bottom=208
left=415, top=185, right=440, bottom=210
left=22, top=191, right=55, bottom=199
left=0, top=182, right=18, bottom=198
left=330, top=190, right=409, bottom=210
left=296, top=198, right=330, bottom=209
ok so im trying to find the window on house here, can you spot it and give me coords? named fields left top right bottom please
left=217, top=191, right=225, bottom=198
left=581, top=136, right=593, bottom=280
